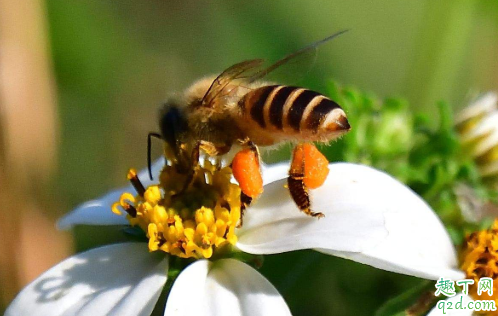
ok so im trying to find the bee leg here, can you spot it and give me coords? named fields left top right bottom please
left=147, top=132, right=162, bottom=180
left=198, top=141, right=232, bottom=170
left=287, top=173, right=323, bottom=218
left=238, top=192, right=253, bottom=228
left=199, top=141, right=232, bottom=156
left=288, top=144, right=325, bottom=218
left=173, top=142, right=202, bottom=197
left=178, top=141, right=232, bottom=195
left=232, top=140, right=263, bottom=227
left=214, top=156, right=222, bottom=169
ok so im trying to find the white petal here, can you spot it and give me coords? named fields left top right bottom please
left=5, top=243, right=168, bottom=316
left=165, top=259, right=291, bottom=316
left=237, top=163, right=463, bottom=280
left=473, top=112, right=498, bottom=156
left=461, top=111, right=498, bottom=156
left=237, top=163, right=387, bottom=253
left=58, top=159, right=165, bottom=230
left=427, top=294, right=474, bottom=316
left=57, top=188, right=130, bottom=229
left=456, top=92, right=498, bottom=125
left=261, top=162, right=289, bottom=185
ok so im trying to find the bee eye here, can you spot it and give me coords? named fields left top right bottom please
left=159, top=104, right=188, bottom=149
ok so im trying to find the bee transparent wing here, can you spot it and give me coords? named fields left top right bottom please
left=200, top=30, right=349, bottom=108
left=247, top=30, right=349, bottom=84
left=201, top=59, right=265, bottom=108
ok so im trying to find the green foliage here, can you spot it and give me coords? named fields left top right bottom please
left=327, top=81, right=415, bottom=183
left=375, top=281, right=435, bottom=316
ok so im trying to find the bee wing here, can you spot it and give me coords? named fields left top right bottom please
left=201, top=30, right=349, bottom=108
left=201, top=59, right=265, bottom=108
left=248, top=30, right=349, bottom=84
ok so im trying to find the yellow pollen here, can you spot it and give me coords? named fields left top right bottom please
left=461, top=219, right=498, bottom=313
left=113, top=161, right=241, bottom=259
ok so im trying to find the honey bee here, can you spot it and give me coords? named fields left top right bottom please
left=148, top=31, right=351, bottom=223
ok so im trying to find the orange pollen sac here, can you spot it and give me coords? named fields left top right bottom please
left=232, top=148, right=263, bottom=198
left=292, top=143, right=330, bottom=189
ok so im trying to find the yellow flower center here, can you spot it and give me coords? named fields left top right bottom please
left=461, top=219, right=498, bottom=311
left=112, top=161, right=241, bottom=259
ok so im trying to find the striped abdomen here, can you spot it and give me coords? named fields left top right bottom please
left=237, top=85, right=350, bottom=145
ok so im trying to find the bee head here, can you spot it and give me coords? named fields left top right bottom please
left=159, top=101, right=189, bottom=154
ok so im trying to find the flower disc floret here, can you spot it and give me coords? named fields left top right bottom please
left=112, top=161, right=241, bottom=259
left=461, top=219, right=498, bottom=311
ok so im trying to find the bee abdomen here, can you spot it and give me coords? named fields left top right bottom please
left=240, top=85, right=344, bottom=134
left=242, top=85, right=277, bottom=128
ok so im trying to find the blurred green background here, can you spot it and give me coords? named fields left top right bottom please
left=1, top=0, right=498, bottom=315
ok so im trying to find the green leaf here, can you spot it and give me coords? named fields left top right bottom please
left=375, top=281, right=435, bottom=316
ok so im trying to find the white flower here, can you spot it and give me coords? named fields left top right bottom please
left=6, top=161, right=462, bottom=315
left=456, top=93, right=498, bottom=127
left=457, top=92, right=498, bottom=179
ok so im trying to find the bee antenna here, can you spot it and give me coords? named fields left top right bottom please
left=147, top=132, right=162, bottom=180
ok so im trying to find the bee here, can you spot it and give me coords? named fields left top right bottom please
left=148, top=31, right=351, bottom=224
